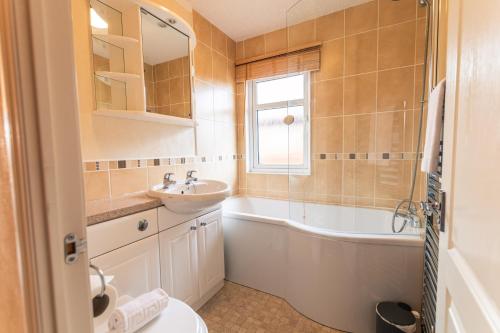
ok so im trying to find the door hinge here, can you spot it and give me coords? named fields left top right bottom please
left=64, top=233, right=87, bottom=264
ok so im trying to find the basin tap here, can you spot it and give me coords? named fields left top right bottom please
left=163, top=172, right=176, bottom=189
left=185, top=170, right=198, bottom=185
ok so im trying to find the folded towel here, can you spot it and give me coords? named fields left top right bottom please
left=108, top=288, right=169, bottom=333
left=421, top=79, right=446, bottom=173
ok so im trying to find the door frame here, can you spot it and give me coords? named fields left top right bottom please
left=1, top=0, right=92, bottom=332
left=436, top=0, right=500, bottom=331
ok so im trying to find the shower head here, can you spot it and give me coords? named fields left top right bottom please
left=419, top=0, right=430, bottom=6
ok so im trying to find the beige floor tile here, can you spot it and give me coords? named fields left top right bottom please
left=198, top=281, right=344, bottom=333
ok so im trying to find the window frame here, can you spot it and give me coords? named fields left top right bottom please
left=246, top=72, right=311, bottom=175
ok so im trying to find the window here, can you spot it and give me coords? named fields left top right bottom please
left=247, top=73, right=310, bottom=174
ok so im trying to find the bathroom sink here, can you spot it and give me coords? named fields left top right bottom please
left=148, top=180, right=230, bottom=214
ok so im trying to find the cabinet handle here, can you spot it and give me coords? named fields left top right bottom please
left=190, top=226, right=197, bottom=230
left=200, top=222, right=207, bottom=227
left=137, top=219, right=149, bottom=232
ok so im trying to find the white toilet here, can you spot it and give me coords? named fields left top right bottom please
left=88, top=222, right=208, bottom=333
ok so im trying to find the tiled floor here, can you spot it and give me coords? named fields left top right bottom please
left=198, top=281, right=344, bottom=333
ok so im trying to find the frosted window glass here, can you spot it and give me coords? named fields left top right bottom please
left=256, top=75, right=304, bottom=104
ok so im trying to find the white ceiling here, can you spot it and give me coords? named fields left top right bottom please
left=189, top=0, right=372, bottom=41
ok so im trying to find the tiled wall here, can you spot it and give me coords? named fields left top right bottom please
left=236, top=0, right=427, bottom=209
left=83, top=11, right=238, bottom=202
left=144, top=56, right=192, bottom=118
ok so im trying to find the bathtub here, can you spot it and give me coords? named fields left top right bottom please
left=222, top=196, right=425, bottom=333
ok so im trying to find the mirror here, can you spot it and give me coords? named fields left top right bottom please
left=141, top=9, right=192, bottom=119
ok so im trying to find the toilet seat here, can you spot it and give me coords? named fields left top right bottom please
left=94, top=297, right=207, bottom=333
left=139, top=298, right=207, bottom=333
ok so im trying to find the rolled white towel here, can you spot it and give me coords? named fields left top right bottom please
left=108, top=288, right=169, bottom=333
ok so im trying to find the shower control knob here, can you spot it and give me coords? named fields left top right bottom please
left=137, top=219, right=149, bottom=231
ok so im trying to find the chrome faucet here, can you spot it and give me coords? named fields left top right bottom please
left=185, top=170, right=198, bottom=185
left=163, top=172, right=176, bottom=189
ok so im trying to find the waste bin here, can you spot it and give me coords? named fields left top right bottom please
left=376, top=302, right=417, bottom=333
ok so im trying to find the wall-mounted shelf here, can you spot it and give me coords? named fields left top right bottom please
left=94, top=109, right=198, bottom=127
left=95, top=71, right=141, bottom=83
left=92, top=34, right=139, bottom=49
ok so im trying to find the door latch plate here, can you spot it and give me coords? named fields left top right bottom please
left=64, top=233, right=87, bottom=264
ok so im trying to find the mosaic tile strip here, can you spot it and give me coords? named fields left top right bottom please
left=83, top=154, right=238, bottom=171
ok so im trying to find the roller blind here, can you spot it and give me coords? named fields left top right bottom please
left=236, top=45, right=320, bottom=82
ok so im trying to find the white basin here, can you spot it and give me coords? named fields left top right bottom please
left=148, top=179, right=230, bottom=214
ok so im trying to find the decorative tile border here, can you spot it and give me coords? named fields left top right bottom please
left=312, top=152, right=423, bottom=161
left=83, top=154, right=238, bottom=172
left=235, top=153, right=423, bottom=162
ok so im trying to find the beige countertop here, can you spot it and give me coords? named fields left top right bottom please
left=86, top=192, right=163, bottom=226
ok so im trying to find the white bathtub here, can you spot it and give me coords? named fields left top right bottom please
left=222, top=196, right=425, bottom=333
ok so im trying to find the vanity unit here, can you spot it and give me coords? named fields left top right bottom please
left=87, top=205, right=224, bottom=311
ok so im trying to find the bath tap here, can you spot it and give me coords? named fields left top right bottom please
left=163, top=172, right=176, bottom=189
left=185, top=170, right=198, bottom=185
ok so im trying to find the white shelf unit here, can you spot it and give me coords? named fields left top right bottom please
left=92, top=33, right=139, bottom=49
left=94, top=70, right=141, bottom=83
left=94, top=109, right=198, bottom=127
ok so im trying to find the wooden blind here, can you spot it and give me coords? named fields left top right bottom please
left=235, top=45, right=321, bottom=82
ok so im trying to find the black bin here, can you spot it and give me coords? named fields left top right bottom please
left=376, top=302, right=416, bottom=333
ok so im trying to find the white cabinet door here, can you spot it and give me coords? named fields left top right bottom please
left=159, top=219, right=199, bottom=306
left=90, top=235, right=161, bottom=299
left=197, top=210, right=225, bottom=296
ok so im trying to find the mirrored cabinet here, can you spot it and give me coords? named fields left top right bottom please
left=89, top=0, right=197, bottom=127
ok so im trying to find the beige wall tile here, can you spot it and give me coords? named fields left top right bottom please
left=193, top=11, right=212, bottom=47
left=154, top=62, right=169, bottom=81
left=316, top=11, right=344, bottom=41
left=345, top=1, right=378, bottom=35
left=378, top=21, right=416, bottom=70
left=376, top=111, right=405, bottom=152
left=197, top=119, right=216, bottom=156
left=147, top=165, right=176, bottom=187
left=84, top=171, right=110, bottom=201
left=345, top=30, right=378, bottom=75
left=110, top=168, right=148, bottom=197
left=267, top=174, right=289, bottom=192
left=212, top=26, right=227, bottom=56
left=377, top=66, right=414, bottom=112
left=238, top=159, right=247, bottom=189
left=288, top=20, right=316, bottom=47
left=313, top=79, right=343, bottom=117
left=236, top=93, right=245, bottom=125
left=237, top=125, right=245, bottom=154
left=194, top=42, right=213, bottom=81
left=415, top=18, right=426, bottom=64
left=244, top=36, right=265, bottom=58
left=264, top=28, right=287, bottom=54
left=379, top=0, right=417, bottom=26
left=170, top=103, right=185, bottom=117
left=183, top=76, right=191, bottom=103
left=312, top=116, right=343, bottom=153
left=344, top=72, right=376, bottom=115
left=315, top=38, right=344, bottom=80
left=247, top=173, right=268, bottom=191
left=344, top=114, right=376, bottom=152
left=375, top=160, right=411, bottom=199
left=236, top=41, right=245, bottom=60
left=354, top=160, right=376, bottom=198
left=314, top=159, right=343, bottom=196
left=414, top=64, right=426, bottom=108
left=144, top=63, right=154, bottom=82
left=168, top=58, right=183, bottom=78
left=212, top=51, right=228, bottom=84
left=155, top=80, right=170, bottom=106
left=169, top=77, right=184, bottom=104
left=227, top=38, right=236, bottom=62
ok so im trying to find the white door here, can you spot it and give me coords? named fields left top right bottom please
left=90, top=236, right=161, bottom=298
left=436, top=0, right=500, bottom=331
left=159, top=219, right=199, bottom=305
left=197, top=210, right=225, bottom=296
